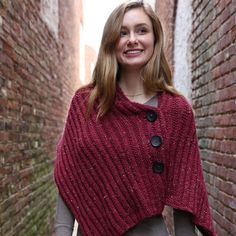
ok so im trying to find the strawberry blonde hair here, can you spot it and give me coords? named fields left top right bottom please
left=87, top=0, right=179, bottom=118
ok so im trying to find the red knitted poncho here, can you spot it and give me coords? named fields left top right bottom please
left=54, top=86, right=215, bottom=236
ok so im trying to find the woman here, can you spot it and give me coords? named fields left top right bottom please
left=54, top=1, right=215, bottom=235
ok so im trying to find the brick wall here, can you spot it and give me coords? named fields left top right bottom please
left=155, top=0, right=177, bottom=69
left=192, top=0, right=236, bottom=235
left=0, top=0, right=82, bottom=235
left=156, top=0, right=236, bottom=235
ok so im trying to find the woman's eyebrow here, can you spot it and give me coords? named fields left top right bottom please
left=121, top=23, right=150, bottom=29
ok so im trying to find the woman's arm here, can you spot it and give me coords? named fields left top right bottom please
left=54, top=194, right=75, bottom=236
left=174, top=209, right=196, bottom=236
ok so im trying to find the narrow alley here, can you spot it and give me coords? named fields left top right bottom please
left=0, top=0, right=235, bottom=235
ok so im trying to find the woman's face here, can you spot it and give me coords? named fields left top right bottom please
left=115, top=8, right=155, bottom=71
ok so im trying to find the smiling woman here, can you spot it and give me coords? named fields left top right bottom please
left=115, top=8, right=155, bottom=72
left=54, top=1, right=215, bottom=236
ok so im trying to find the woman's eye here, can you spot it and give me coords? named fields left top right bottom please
left=120, top=31, right=127, bottom=37
left=138, top=27, right=148, bottom=34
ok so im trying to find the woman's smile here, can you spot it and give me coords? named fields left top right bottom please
left=124, top=49, right=144, bottom=56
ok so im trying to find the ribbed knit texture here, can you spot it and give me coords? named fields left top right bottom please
left=54, top=85, right=215, bottom=236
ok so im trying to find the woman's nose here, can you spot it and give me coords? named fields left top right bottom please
left=127, top=32, right=138, bottom=45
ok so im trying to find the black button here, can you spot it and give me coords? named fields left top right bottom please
left=146, top=110, right=158, bottom=122
left=152, top=161, right=164, bottom=174
left=150, top=135, right=162, bottom=148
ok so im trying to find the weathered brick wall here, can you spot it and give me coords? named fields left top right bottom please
left=192, top=0, right=236, bottom=235
left=0, top=0, right=82, bottom=235
left=155, top=0, right=177, bottom=70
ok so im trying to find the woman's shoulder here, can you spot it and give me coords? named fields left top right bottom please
left=74, top=84, right=93, bottom=99
left=68, top=84, right=92, bottom=106
left=68, top=84, right=93, bottom=111
left=163, top=92, right=194, bottom=117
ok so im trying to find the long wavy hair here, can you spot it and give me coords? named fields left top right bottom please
left=87, top=0, right=180, bottom=118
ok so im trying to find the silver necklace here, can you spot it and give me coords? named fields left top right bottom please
left=124, top=93, right=144, bottom=97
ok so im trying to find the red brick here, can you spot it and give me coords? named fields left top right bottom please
left=219, top=191, right=236, bottom=211
left=1, top=0, right=83, bottom=235
left=155, top=0, right=176, bottom=70
left=227, top=169, right=236, bottom=184
left=192, top=0, right=235, bottom=234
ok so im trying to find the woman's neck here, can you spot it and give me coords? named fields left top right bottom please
left=118, top=70, right=156, bottom=104
left=118, top=70, right=144, bottom=96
